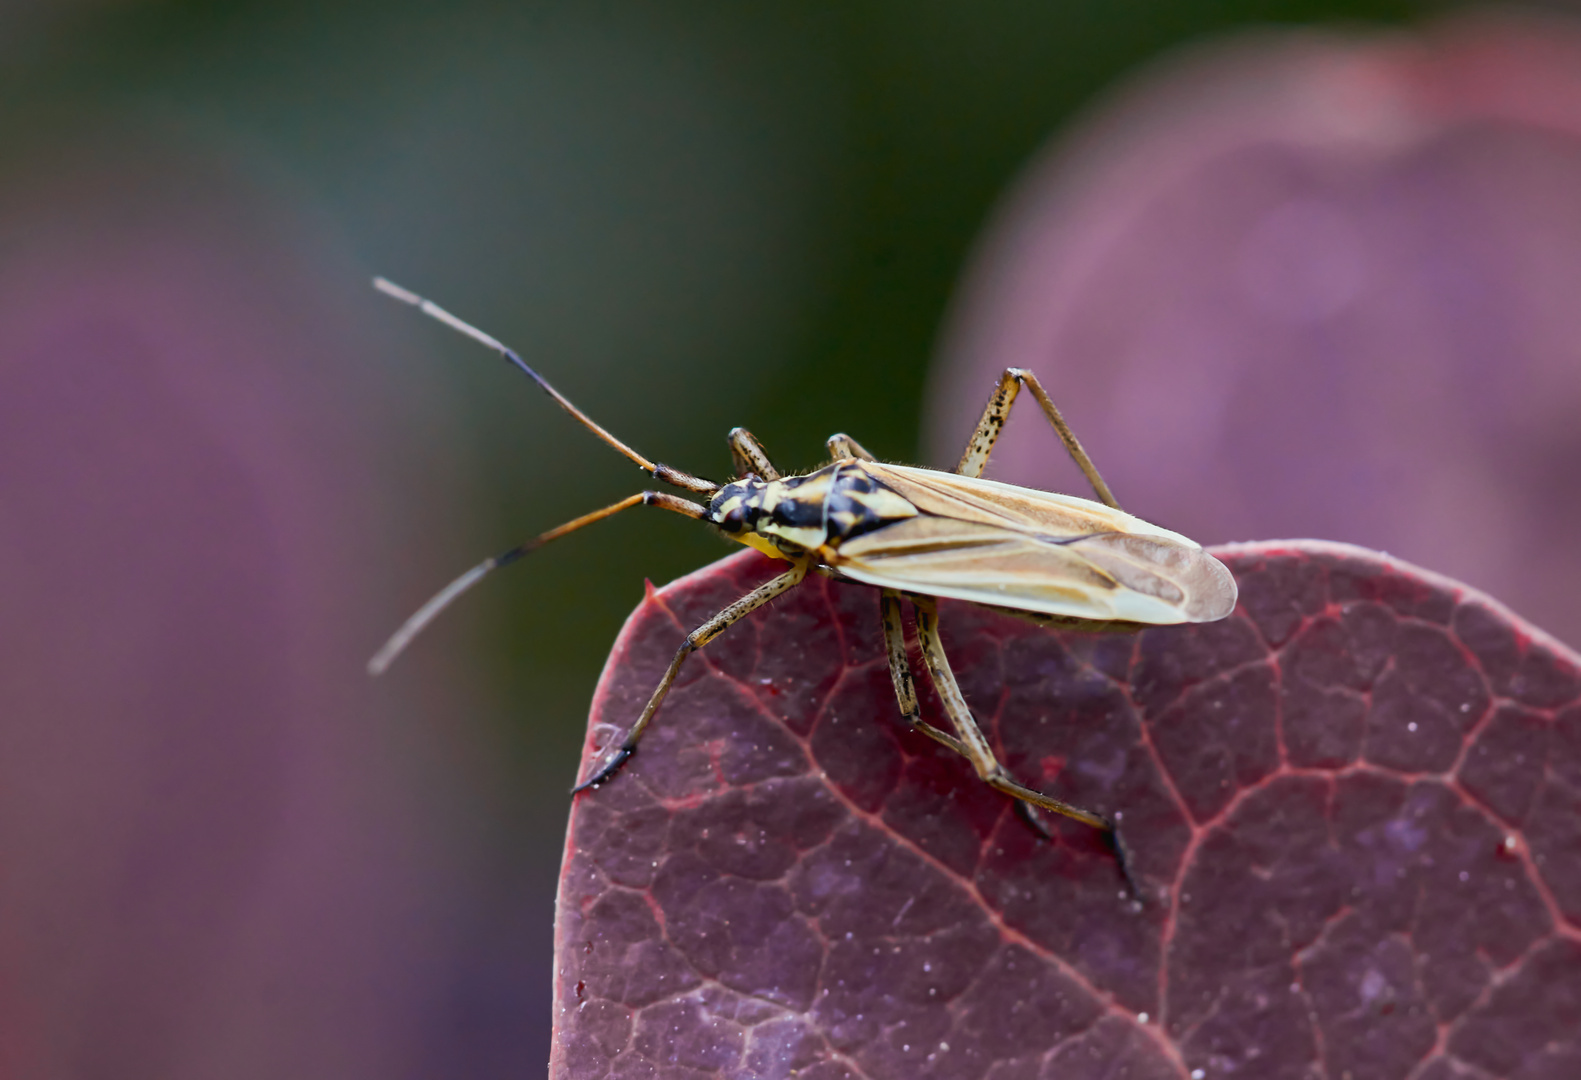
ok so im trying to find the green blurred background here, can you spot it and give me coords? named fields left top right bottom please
left=2, top=0, right=1469, bottom=1073
left=2, top=0, right=1427, bottom=789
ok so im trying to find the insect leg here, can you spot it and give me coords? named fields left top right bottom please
left=887, top=596, right=1082, bottom=844
left=369, top=491, right=706, bottom=675
left=953, top=368, right=1119, bottom=509
left=727, top=427, right=781, bottom=480
left=573, top=559, right=810, bottom=792
left=826, top=433, right=876, bottom=461
left=879, top=590, right=969, bottom=755
left=911, top=597, right=1112, bottom=832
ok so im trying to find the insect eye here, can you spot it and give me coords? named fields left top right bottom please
left=720, top=506, right=748, bottom=531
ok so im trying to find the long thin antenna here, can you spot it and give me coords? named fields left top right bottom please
left=368, top=490, right=706, bottom=675
left=373, top=277, right=717, bottom=495
left=368, top=559, right=494, bottom=676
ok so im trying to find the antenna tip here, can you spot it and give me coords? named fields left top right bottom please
left=373, top=277, right=421, bottom=305
left=367, top=634, right=409, bottom=677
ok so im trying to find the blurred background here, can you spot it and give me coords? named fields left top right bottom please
left=4, top=0, right=1580, bottom=1075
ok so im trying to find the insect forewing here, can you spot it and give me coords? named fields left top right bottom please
left=828, top=463, right=1236, bottom=624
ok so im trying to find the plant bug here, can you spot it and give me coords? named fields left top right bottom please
left=369, top=277, right=1237, bottom=886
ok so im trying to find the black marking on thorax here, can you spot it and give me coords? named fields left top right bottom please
left=707, top=461, right=917, bottom=556
left=823, top=467, right=911, bottom=543
left=767, top=481, right=825, bottom=530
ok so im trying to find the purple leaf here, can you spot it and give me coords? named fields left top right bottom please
left=552, top=542, right=1581, bottom=1079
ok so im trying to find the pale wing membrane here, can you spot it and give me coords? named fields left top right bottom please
left=827, top=518, right=1168, bottom=622
left=834, top=465, right=1237, bottom=624
left=863, top=462, right=1188, bottom=543
left=1072, top=531, right=1237, bottom=622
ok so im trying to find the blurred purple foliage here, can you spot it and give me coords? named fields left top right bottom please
left=931, top=12, right=1581, bottom=649
left=0, top=135, right=504, bottom=1077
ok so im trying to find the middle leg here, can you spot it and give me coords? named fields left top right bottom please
left=826, top=433, right=877, bottom=462
left=909, top=596, right=1142, bottom=894
left=910, top=597, right=1112, bottom=831
left=879, top=589, right=970, bottom=756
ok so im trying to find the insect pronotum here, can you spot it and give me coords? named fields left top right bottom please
left=369, top=277, right=1237, bottom=888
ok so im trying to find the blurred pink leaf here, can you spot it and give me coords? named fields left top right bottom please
left=0, top=133, right=482, bottom=1077
left=929, top=11, right=1581, bottom=649
left=552, top=544, right=1581, bottom=1078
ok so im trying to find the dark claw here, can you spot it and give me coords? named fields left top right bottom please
left=1106, top=822, right=1146, bottom=905
left=571, top=745, right=634, bottom=794
left=1014, top=799, right=1054, bottom=841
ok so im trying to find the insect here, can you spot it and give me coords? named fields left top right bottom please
left=369, top=277, right=1237, bottom=884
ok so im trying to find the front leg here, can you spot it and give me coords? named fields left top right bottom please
left=573, top=559, right=809, bottom=791
left=727, top=426, right=780, bottom=480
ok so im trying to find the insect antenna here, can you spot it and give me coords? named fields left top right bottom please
left=369, top=490, right=706, bottom=675
left=373, top=278, right=718, bottom=496
left=368, top=559, right=494, bottom=676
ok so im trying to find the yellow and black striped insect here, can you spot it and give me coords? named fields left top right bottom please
left=369, top=278, right=1237, bottom=879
